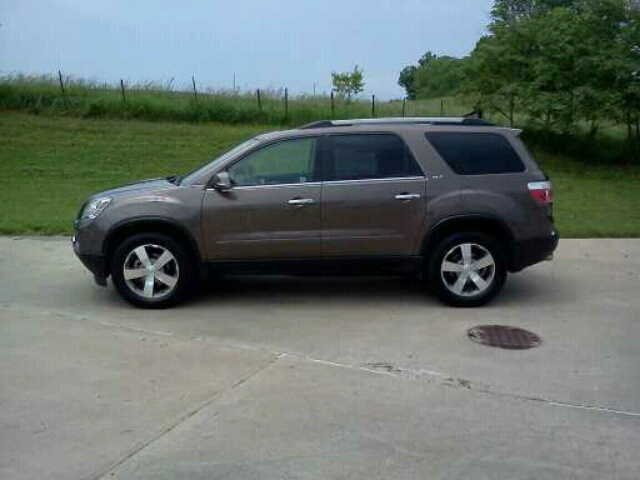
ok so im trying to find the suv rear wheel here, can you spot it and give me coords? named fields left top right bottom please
left=428, top=232, right=507, bottom=307
left=110, top=233, right=194, bottom=308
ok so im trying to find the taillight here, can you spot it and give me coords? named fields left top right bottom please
left=528, top=181, right=554, bottom=206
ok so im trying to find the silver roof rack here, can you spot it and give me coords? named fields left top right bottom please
left=299, top=117, right=495, bottom=129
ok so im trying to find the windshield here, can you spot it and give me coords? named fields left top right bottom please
left=180, top=137, right=262, bottom=185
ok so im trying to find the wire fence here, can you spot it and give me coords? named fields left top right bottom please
left=0, top=72, right=470, bottom=126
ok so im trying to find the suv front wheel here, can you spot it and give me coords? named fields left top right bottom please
left=428, top=232, right=507, bottom=307
left=110, top=233, right=194, bottom=308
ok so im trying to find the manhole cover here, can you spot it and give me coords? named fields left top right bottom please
left=468, top=325, right=541, bottom=349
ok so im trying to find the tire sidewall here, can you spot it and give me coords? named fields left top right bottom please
left=428, top=232, right=507, bottom=307
left=111, top=233, right=193, bottom=309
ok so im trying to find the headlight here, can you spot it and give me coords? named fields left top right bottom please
left=80, top=197, right=111, bottom=221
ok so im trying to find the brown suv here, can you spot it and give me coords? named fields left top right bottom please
left=72, top=117, right=558, bottom=308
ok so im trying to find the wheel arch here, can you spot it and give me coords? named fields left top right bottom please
left=421, top=215, right=516, bottom=272
left=103, top=218, right=201, bottom=276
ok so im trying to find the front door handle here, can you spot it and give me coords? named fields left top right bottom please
left=394, top=193, right=421, bottom=201
left=287, top=198, right=315, bottom=207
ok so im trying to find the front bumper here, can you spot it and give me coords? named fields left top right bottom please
left=510, top=229, right=559, bottom=272
left=72, top=235, right=108, bottom=286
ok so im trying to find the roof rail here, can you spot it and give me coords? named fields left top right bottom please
left=298, top=120, right=335, bottom=129
left=298, top=117, right=495, bottom=129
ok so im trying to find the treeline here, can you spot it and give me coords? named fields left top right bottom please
left=399, top=0, right=640, bottom=152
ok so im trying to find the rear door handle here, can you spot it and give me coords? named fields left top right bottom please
left=394, top=193, right=421, bottom=201
left=287, top=198, right=315, bottom=206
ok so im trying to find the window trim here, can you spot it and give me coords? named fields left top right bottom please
left=227, top=181, right=323, bottom=191
left=320, top=176, right=426, bottom=186
left=322, top=132, right=425, bottom=182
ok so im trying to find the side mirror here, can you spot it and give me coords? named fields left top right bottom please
left=211, top=171, right=232, bottom=192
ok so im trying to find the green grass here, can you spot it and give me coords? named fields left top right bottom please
left=0, top=112, right=638, bottom=237
left=531, top=148, right=640, bottom=237
left=0, top=113, right=266, bottom=233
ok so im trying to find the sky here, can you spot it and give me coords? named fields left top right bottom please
left=1, top=0, right=494, bottom=99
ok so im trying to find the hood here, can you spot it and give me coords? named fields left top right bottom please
left=96, top=178, right=175, bottom=198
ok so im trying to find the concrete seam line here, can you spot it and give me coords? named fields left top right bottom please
left=95, top=320, right=174, bottom=337
left=299, top=355, right=444, bottom=379
left=36, top=307, right=274, bottom=353
left=90, top=353, right=284, bottom=480
left=300, top=357, right=404, bottom=377
left=471, top=386, right=640, bottom=419
left=545, top=400, right=640, bottom=417
left=18, top=307, right=177, bottom=339
left=293, top=355, right=640, bottom=420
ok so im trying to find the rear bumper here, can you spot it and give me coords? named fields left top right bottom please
left=510, top=230, right=559, bottom=272
left=72, top=236, right=108, bottom=286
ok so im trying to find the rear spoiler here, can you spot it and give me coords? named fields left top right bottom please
left=498, top=127, right=523, bottom=137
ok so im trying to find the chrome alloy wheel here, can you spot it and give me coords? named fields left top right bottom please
left=440, top=242, right=496, bottom=297
left=122, top=244, right=179, bottom=300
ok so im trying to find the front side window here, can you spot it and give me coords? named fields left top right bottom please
left=425, top=132, right=525, bottom=175
left=228, top=138, right=316, bottom=187
left=327, top=134, right=423, bottom=181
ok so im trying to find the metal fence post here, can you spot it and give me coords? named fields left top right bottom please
left=331, top=91, right=335, bottom=118
left=284, top=88, right=289, bottom=121
left=58, top=70, right=68, bottom=108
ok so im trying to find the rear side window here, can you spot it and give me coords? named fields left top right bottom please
left=424, top=132, right=525, bottom=175
left=327, top=134, right=423, bottom=181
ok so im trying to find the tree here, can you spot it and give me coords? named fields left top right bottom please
left=412, top=56, right=468, bottom=99
left=398, top=66, right=418, bottom=100
left=613, top=0, right=640, bottom=151
left=490, top=0, right=577, bottom=22
left=466, top=19, right=539, bottom=126
left=397, top=51, right=468, bottom=100
left=417, top=51, right=437, bottom=67
left=331, top=66, right=365, bottom=100
left=398, top=51, right=437, bottom=99
left=467, top=0, right=640, bottom=135
left=400, top=0, right=640, bottom=155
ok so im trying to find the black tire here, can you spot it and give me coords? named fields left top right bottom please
left=110, top=233, right=194, bottom=309
left=428, top=232, right=507, bottom=307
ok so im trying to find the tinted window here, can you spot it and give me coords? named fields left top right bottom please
left=327, top=134, right=423, bottom=181
left=424, top=132, right=525, bottom=175
left=228, top=138, right=316, bottom=186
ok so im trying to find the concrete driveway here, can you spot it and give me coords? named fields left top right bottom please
left=1, top=237, right=639, bottom=480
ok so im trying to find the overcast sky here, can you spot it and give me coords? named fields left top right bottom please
left=1, top=0, right=494, bottom=99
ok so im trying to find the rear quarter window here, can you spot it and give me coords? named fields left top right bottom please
left=424, top=132, right=525, bottom=175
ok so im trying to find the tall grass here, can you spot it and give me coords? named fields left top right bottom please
left=0, top=74, right=470, bottom=126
